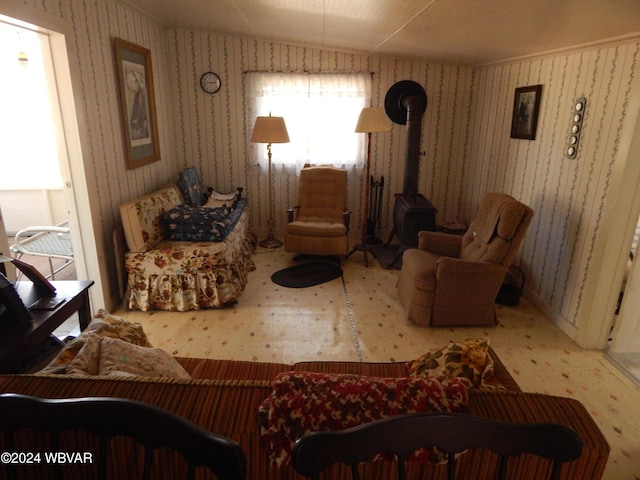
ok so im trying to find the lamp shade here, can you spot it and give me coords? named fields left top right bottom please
left=251, top=116, right=290, bottom=143
left=355, top=107, right=391, bottom=133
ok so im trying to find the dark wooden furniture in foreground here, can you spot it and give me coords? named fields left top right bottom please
left=0, top=349, right=609, bottom=480
left=292, top=412, right=583, bottom=480
left=0, top=280, right=94, bottom=373
left=0, top=393, right=246, bottom=480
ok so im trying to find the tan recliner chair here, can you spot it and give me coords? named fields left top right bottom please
left=397, top=193, right=534, bottom=327
left=284, top=166, right=351, bottom=256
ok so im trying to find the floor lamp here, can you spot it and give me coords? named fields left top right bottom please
left=346, top=107, right=391, bottom=266
left=251, top=114, right=290, bottom=248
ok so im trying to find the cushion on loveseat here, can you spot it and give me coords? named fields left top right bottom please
left=177, top=166, right=207, bottom=206
left=40, top=310, right=192, bottom=380
left=40, top=310, right=153, bottom=375
left=258, top=371, right=470, bottom=468
left=204, top=189, right=241, bottom=209
left=162, top=199, right=248, bottom=242
left=67, top=335, right=191, bottom=379
left=162, top=204, right=233, bottom=242
left=407, top=337, right=505, bottom=391
left=120, top=185, right=183, bottom=252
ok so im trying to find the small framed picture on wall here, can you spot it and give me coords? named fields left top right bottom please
left=510, top=84, right=542, bottom=140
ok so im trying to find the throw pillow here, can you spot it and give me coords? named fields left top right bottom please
left=98, top=337, right=191, bottom=379
left=477, top=359, right=509, bottom=392
left=203, top=198, right=232, bottom=209
left=66, top=332, right=102, bottom=375
left=209, top=190, right=238, bottom=201
left=177, top=166, right=206, bottom=206
left=39, top=310, right=153, bottom=375
left=89, top=310, right=153, bottom=347
left=258, top=371, right=470, bottom=468
left=407, top=337, right=492, bottom=388
left=204, top=190, right=239, bottom=210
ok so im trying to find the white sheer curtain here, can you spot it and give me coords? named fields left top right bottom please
left=245, top=72, right=371, bottom=174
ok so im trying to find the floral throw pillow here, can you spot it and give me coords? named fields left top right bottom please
left=98, top=337, right=191, bottom=379
left=65, top=335, right=191, bottom=379
left=88, top=310, right=153, bottom=346
left=66, top=332, right=102, bottom=375
left=258, top=371, right=470, bottom=468
left=407, top=337, right=493, bottom=389
left=39, top=310, right=153, bottom=375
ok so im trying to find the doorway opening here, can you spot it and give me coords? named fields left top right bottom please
left=0, top=21, right=76, bottom=281
left=0, top=7, right=104, bottom=311
left=607, top=213, right=640, bottom=387
left=605, top=103, right=640, bottom=387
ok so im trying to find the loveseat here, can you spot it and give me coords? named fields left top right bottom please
left=0, top=315, right=609, bottom=480
left=118, top=168, right=256, bottom=311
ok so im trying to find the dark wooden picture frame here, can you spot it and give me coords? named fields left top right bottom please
left=113, top=38, right=161, bottom=169
left=510, top=84, right=542, bottom=140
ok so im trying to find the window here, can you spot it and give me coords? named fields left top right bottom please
left=245, top=72, right=371, bottom=171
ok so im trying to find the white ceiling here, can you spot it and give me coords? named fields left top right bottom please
left=122, top=0, right=640, bottom=65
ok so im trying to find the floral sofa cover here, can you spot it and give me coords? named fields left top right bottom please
left=120, top=179, right=255, bottom=311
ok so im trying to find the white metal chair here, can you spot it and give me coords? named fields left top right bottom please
left=10, top=221, right=74, bottom=279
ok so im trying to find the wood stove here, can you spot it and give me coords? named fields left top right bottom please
left=384, top=80, right=438, bottom=247
left=392, top=193, right=437, bottom=247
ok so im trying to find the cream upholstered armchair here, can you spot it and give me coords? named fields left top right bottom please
left=284, top=166, right=351, bottom=256
left=397, top=193, right=533, bottom=327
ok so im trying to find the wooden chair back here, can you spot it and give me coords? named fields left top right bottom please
left=291, top=412, right=582, bottom=480
left=0, top=393, right=246, bottom=480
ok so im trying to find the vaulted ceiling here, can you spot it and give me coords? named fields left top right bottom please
left=122, top=0, right=640, bottom=65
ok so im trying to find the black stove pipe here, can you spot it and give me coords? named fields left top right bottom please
left=401, top=94, right=426, bottom=196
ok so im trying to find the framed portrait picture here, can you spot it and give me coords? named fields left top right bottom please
left=113, top=38, right=161, bottom=169
left=510, top=85, right=542, bottom=140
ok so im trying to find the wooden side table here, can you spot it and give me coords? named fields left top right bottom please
left=0, top=280, right=94, bottom=373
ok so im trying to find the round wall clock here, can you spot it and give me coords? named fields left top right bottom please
left=200, top=71, right=221, bottom=94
